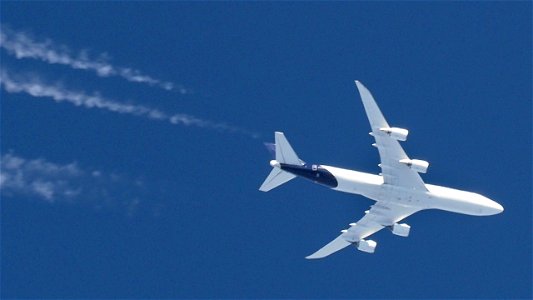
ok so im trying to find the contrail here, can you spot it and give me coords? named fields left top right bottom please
left=0, top=152, right=146, bottom=216
left=0, top=69, right=257, bottom=138
left=0, top=152, right=83, bottom=202
left=0, top=25, right=190, bottom=94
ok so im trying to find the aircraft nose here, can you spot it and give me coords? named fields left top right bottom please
left=484, top=198, right=504, bottom=215
left=493, top=202, right=504, bottom=214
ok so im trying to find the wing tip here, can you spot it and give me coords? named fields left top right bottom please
left=306, top=247, right=331, bottom=259
left=354, top=80, right=366, bottom=90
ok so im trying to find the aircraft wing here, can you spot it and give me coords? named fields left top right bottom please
left=306, top=201, right=420, bottom=259
left=355, top=81, right=427, bottom=191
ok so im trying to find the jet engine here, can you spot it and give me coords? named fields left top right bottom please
left=391, top=223, right=411, bottom=237
left=379, top=127, right=408, bottom=141
left=399, top=159, right=429, bottom=173
left=356, top=239, right=377, bottom=253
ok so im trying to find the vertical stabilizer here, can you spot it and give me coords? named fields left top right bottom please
left=275, top=132, right=302, bottom=165
left=259, top=132, right=302, bottom=192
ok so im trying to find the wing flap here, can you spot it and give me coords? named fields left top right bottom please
left=306, top=202, right=421, bottom=259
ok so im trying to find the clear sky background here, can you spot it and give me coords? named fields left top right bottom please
left=1, top=2, right=531, bottom=299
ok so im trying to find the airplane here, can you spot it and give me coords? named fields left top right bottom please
left=259, top=80, right=504, bottom=259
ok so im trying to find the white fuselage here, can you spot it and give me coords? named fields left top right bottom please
left=321, top=165, right=503, bottom=216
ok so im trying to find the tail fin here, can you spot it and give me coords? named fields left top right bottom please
left=259, top=132, right=302, bottom=192
left=274, top=132, right=302, bottom=165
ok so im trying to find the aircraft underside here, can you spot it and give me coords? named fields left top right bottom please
left=259, top=81, right=503, bottom=259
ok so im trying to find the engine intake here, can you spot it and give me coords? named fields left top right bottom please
left=356, top=239, right=377, bottom=253
left=391, top=223, right=411, bottom=237
left=399, top=159, right=429, bottom=173
left=379, top=127, right=408, bottom=141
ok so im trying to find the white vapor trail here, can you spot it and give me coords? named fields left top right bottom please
left=0, top=69, right=257, bottom=137
left=0, top=25, right=190, bottom=94
left=0, top=152, right=145, bottom=216
left=0, top=152, right=83, bottom=202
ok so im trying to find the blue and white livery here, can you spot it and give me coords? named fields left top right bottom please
left=259, top=81, right=504, bottom=259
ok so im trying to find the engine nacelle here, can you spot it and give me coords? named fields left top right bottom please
left=399, top=159, right=429, bottom=173
left=379, top=127, right=408, bottom=141
left=391, top=223, right=411, bottom=237
left=356, top=239, right=377, bottom=253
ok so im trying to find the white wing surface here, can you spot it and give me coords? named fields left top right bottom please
left=259, top=168, right=296, bottom=192
left=355, top=81, right=427, bottom=191
left=307, top=82, right=427, bottom=259
left=306, top=202, right=420, bottom=259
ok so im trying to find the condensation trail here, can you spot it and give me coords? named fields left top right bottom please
left=0, top=69, right=258, bottom=138
left=0, top=25, right=190, bottom=94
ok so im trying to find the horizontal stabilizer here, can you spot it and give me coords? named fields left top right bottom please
left=259, top=168, right=296, bottom=192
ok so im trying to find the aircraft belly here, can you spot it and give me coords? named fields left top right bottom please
left=321, top=165, right=383, bottom=198
left=378, top=185, right=432, bottom=209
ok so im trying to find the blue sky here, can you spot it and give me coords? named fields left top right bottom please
left=1, top=2, right=531, bottom=298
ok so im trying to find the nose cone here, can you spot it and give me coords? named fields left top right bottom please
left=483, top=198, right=504, bottom=215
